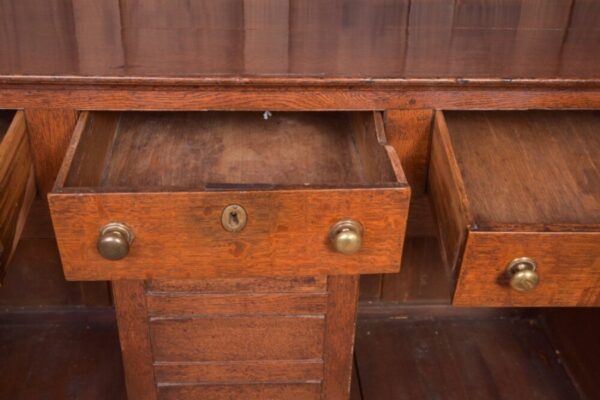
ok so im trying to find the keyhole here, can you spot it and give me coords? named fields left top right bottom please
left=221, top=204, right=247, bottom=232
left=229, top=210, right=239, bottom=226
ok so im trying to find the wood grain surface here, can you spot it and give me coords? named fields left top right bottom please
left=154, top=360, right=323, bottom=385
left=147, top=276, right=326, bottom=294
left=445, top=110, right=600, bottom=231
left=24, top=109, right=78, bottom=194
left=112, top=281, right=158, bottom=400
left=429, top=110, right=600, bottom=306
left=322, top=275, right=360, bottom=400
left=427, top=111, right=470, bottom=274
left=0, top=111, right=35, bottom=284
left=384, top=110, right=434, bottom=193
left=355, top=310, right=579, bottom=400
left=157, top=384, right=321, bottom=400
left=146, top=292, right=328, bottom=316
left=0, top=0, right=598, bottom=82
left=49, top=111, right=410, bottom=280
left=454, top=231, right=600, bottom=306
left=150, top=315, right=325, bottom=362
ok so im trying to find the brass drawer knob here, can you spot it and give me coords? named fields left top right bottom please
left=329, top=220, right=363, bottom=255
left=506, top=257, right=539, bottom=292
left=97, top=222, right=134, bottom=261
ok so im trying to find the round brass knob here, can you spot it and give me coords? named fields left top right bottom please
left=97, top=222, right=134, bottom=261
left=506, top=257, right=539, bottom=292
left=329, top=220, right=363, bottom=255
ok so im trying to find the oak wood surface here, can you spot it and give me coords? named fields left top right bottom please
left=154, top=360, right=323, bottom=385
left=49, top=111, right=410, bottom=280
left=380, top=236, right=452, bottom=305
left=445, top=111, right=600, bottom=231
left=354, top=310, right=579, bottom=400
left=0, top=111, right=36, bottom=284
left=112, top=281, right=158, bottom=400
left=454, top=231, right=600, bottom=306
left=157, top=384, right=321, bottom=400
left=23, top=109, right=78, bottom=194
left=429, top=110, right=600, bottom=306
left=384, top=110, right=434, bottom=193
left=66, top=112, right=399, bottom=188
left=0, top=310, right=126, bottom=400
left=144, top=275, right=337, bottom=398
left=428, top=111, right=470, bottom=274
left=322, top=275, right=360, bottom=400
left=0, top=197, right=112, bottom=307
left=147, top=276, right=327, bottom=294
left=4, top=87, right=600, bottom=112
left=543, top=308, right=600, bottom=400
left=146, top=292, right=328, bottom=316
left=0, top=0, right=598, bottom=83
left=150, top=315, right=325, bottom=362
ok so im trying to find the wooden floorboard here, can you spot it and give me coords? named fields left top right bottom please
left=0, top=310, right=126, bottom=400
left=355, top=309, right=580, bottom=400
left=542, top=308, right=600, bottom=400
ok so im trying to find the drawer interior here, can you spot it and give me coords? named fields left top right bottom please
left=443, top=110, right=600, bottom=230
left=62, top=111, right=402, bottom=190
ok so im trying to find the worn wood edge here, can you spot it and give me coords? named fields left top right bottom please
left=0, top=111, right=36, bottom=284
left=51, top=111, right=90, bottom=191
left=374, top=111, right=409, bottom=185
left=469, top=221, right=600, bottom=233
left=146, top=276, right=328, bottom=294
left=2, top=75, right=600, bottom=88
left=2, top=87, right=600, bottom=111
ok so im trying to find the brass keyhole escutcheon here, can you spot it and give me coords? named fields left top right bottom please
left=221, top=204, right=247, bottom=232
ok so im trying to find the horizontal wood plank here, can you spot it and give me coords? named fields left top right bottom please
left=147, top=277, right=327, bottom=294
left=157, top=383, right=320, bottom=400
left=150, top=316, right=324, bottom=362
left=154, top=360, right=323, bottom=384
left=146, top=292, right=327, bottom=316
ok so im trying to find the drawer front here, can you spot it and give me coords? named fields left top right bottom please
left=150, top=315, right=325, bottom=362
left=454, top=232, right=600, bottom=306
left=50, top=189, right=408, bottom=280
left=157, top=384, right=321, bottom=400
left=0, top=111, right=36, bottom=283
left=49, top=111, right=410, bottom=280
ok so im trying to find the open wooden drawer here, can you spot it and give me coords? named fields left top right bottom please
left=0, top=110, right=36, bottom=284
left=48, top=111, right=410, bottom=280
left=429, top=110, right=600, bottom=306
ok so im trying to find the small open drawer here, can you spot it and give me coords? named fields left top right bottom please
left=49, top=111, right=410, bottom=280
left=0, top=110, right=36, bottom=284
left=429, top=110, right=600, bottom=306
